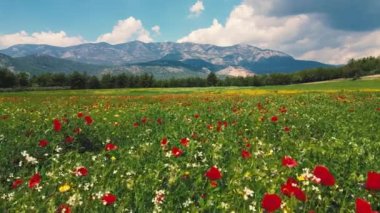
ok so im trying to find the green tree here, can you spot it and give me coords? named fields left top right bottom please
left=69, top=72, right=87, bottom=89
left=206, top=72, right=218, bottom=86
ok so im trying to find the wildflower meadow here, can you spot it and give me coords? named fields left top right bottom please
left=0, top=89, right=379, bottom=212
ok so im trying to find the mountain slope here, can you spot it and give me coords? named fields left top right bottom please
left=0, top=42, right=331, bottom=74
left=0, top=54, right=106, bottom=75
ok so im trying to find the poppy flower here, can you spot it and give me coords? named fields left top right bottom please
left=101, top=193, right=117, bottom=205
left=180, top=138, right=190, bottom=147
left=281, top=178, right=306, bottom=202
left=160, top=137, right=168, bottom=146
left=207, top=124, right=213, bottom=130
left=65, top=136, right=74, bottom=143
left=39, top=139, right=49, bottom=147
left=84, top=116, right=93, bottom=125
left=279, top=106, right=287, bottom=113
left=141, top=117, right=147, bottom=124
left=77, top=112, right=83, bottom=118
left=271, top=116, right=278, bottom=123
left=356, top=198, right=378, bottom=213
left=12, top=179, right=23, bottom=189
left=282, top=156, right=298, bottom=168
left=241, top=150, right=252, bottom=159
left=157, top=118, right=163, bottom=125
left=283, top=126, right=291, bottom=133
left=74, top=166, right=88, bottom=176
left=365, top=171, right=380, bottom=191
left=171, top=147, right=184, bottom=157
left=313, top=165, right=335, bottom=186
left=73, top=127, right=81, bottom=134
left=53, top=119, right=62, bottom=132
left=29, top=173, right=41, bottom=188
left=205, top=166, right=222, bottom=180
left=262, top=193, right=282, bottom=212
left=105, top=143, right=118, bottom=151
left=376, top=107, right=380, bottom=111
left=56, top=204, right=71, bottom=213
left=194, top=114, right=200, bottom=119
left=133, top=122, right=139, bottom=127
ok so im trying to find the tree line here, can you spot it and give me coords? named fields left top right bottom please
left=1, top=56, right=379, bottom=89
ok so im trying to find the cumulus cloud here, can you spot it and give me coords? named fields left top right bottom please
left=151, top=25, right=160, bottom=35
left=0, top=31, right=85, bottom=48
left=96, top=17, right=153, bottom=44
left=189, top=0, right=205, bottom=17
left=245, top=0, right=380, bottom=31
left=178, top=2, right=380, bottom=64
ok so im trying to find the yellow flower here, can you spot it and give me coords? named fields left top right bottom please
left=297, top=175, right=306, bottom=181
left=111, top=156, right=116, bottom=161
left=59, top=183, right=71, bottom=192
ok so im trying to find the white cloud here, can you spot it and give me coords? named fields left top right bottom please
left=151, top=25, right=160, bottom=35
left=189, top=0, right=205, bottom=17
left=178, top=2, right=380, bottom=64
left=0, top=31, right=84, bottom=48
left=96, top=17, right=153, bottom=44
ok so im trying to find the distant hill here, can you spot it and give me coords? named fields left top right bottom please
left=0, top=41, right=332, bottom=77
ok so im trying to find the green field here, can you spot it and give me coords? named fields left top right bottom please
left=0, top=78, right=379, bottom=212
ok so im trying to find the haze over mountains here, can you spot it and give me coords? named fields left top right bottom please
left=0, top=41, right=330, bottom=78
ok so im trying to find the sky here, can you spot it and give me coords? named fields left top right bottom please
left=0, top=0, right=379, bottom=64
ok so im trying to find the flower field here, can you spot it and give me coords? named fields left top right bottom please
left=0, top=89, right=379, bottom=212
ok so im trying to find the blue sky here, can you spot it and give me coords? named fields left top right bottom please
left=0, top=0, right=379, bottom=64
left=0, top=0, right=240, bottom=42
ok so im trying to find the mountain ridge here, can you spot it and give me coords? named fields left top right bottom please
left=0, top=41, right=331, bottom=77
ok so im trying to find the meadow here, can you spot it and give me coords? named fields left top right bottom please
left=0, top=78, right=379, bottom=212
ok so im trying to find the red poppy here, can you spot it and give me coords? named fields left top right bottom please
left=74, top=166, right=88, bottom=176
left=281, top=178, right=306, bottom=202
left=356, top=198, right=378, bottom=213
left=194, top=114, right=200, bottom=119
left=160, top=137, right=168, bottom=146
left=282, top=156, right=298, bottom=168
left=279, top=106, right=287, bottom=114
left=101, top=193, right=117, bottom=205
left=283, top=126, right=291, bottom=133
left=241, top=150, right=252, bottom=159
left=365, top=171, right=380, bottom=191
left=257, top=102, right=264, bottom=111
left=53, top=119, right=62, bottom=132
left=12, top=179, right=23, bottom=189
left=65, top=136, right=74, bottom=143
left=271, top=116, right=278, bottom=123
left=73, top=127, right=82, bottom=134
left=133, top=122, right=139, bottom=127
left=105, top=143, right=118, bottom=151
left=180, top=138, right=190, bottom=147
left=39, top=139, right=49, bottom=148
left=77, top=112, right=84, bottom=118
left=207, top=124, right=213, bottom=130
left=205, top=166, right=222, bottom=180
left=56, top=204, right=71, bottom=213
left=376, top=107, right=380, bottom=111
left=171, top=147, right=184, bottom=157
left=262, top=193, right=282, bottom=212
left=141, top=117, right=147, bottom=124
left=157, top=118, right=163, bottom=125
left=84, top=116, right=93, bottom=125
left=29, top=173, right=41, bottom=188
left=313, top=165, right=335, bottom=186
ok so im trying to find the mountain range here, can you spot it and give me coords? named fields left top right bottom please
left=0, top=41, right=331, bottom=78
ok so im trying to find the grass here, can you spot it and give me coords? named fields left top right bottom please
left=0, top=77, right=379, bottom=212
left=0, top=77, right=379, bottom=97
